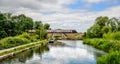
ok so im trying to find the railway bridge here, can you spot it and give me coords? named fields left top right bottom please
left=47, top=29, right=84, bottom=40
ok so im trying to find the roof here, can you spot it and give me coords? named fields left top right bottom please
left=27, top=29, right=36, bottom=33
left=47, top=29, right=77, bottom=33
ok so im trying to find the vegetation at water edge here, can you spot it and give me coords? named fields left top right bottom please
left=84, top=16, right=120, bottom=64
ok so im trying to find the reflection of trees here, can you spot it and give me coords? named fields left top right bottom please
left=0, top=46, right=49, bottom=64
left=18, top=50, right=34, bottom=63
left=85, top=45, right=105, bottom=60
left=34, top=45, right=50, bottom=58
left=0, top=49, right=34, bottom=64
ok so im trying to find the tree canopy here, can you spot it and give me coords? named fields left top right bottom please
left=0, top=12, right=50, bottom=39
left=86, top=16, right=120, bottom=38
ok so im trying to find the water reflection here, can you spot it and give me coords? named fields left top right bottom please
left=0, top=45, right=49, bottom=64
left=0, top=40, right=105, bottom=64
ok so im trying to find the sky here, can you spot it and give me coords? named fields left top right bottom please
left=0, top=0, right=120, bottom=32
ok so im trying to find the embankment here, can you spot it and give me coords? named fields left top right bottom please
left=83, top=38, right=120, bottom=64
left=0, top=40, right=47, bottom=61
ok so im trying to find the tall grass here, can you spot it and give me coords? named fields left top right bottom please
left=83, top=39, right=120, bottom=52
left=103, top=31, right=120, bottom=40
left=0, top=40, right=47, bottom=56
left=0, top=33, right=39, bottom=50
left=83, top=38, right=120, bottom=64
left=97, top=51, right=120, bottom=64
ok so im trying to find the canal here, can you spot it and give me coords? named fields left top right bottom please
left=0, top=40, right=105, bottom=64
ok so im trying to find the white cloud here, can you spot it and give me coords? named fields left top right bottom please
left=0, top=0, right=120, bottom=32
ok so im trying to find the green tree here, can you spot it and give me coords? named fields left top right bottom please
left=107, top=17, right=119, bottom=32
left=102, top=26, right=111, bottom=34
left=35, top=25, right=47, bottom=40
left=34, top=21, right=42, bottom=29
left=95, top=16, right=109, bottom=28
left=0, top=12, right=50, bottom=39
left=86, top=25, right=102, bottom=38
left=44, top=23, right=50, bottom=30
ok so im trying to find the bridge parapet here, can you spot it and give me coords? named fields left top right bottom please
left=47, top=33, right=84, bottom=40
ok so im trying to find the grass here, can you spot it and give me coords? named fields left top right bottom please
left=97, top=51, right=120, bottom=64
left=83, top=38, right=120, bottom=64
left=83, top=38, right=120, bottom=52
left=0, top=40, right=47, bottom=56
left=0, top=33, right=39, bottom=50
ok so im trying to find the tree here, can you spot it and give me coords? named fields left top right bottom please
left=107, top=17, right=119, bottom=32
left=34, top=21, right=42, bottom=29
left=86, top=25, right=102, bottom=38
left=44, top=23, right=50, bottom=30
left=0, top=12, right=50, bottom=39
left=35, top=25, right=47, bottom=40
left=86, top=16, right=110, bottom=38
left=95, top=16, right=109, bottom=28
left=102, top=26, right=111, bottom=34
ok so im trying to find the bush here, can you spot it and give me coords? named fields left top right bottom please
left=17, top=33, right=31, bottom=41
left=0, top=32, right=42, bottom=50
left=97, top=51, right=120, bottom=64
left=16, top=32, right=39, bottom=42
left=0, top=37, right=30, bottom=50
left=103, top=31, right=120, bottom=40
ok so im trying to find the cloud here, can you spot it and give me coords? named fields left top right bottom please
left=81, top=0, right=105, bottom=3
left=81, top=0, right=119, bottom=4
left=0, top=0, right=120, bottom=32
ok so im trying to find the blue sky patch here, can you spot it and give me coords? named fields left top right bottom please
left=65, top=0, right=120, bottom=11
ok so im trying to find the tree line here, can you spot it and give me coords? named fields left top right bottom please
left=0, top=12, right=50, bottom=39
left=84, top=16, right=120, bottom=64
left=86, top=16, right=120, bottom=38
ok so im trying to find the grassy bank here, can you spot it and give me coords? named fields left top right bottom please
left=0, top=40, right=47, bottom=57
left=83, top=38, right=120, bottom=52
left=0, top=33, right=39, bottom=50
left=97, top=51, right=120, bottom=64
left=83, top=38, right=120, bottom=64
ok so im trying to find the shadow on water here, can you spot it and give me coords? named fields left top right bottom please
left=0, top=45, right=50, bottom=64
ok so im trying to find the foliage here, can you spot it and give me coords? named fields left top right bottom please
left=95, top=16, right=109, bottom=27
left=16, top=32, right=38, bottom=42
left=84, top=16, right=120, bottom=64
left=83, top=39, right=120, bottom=52
left=86, top=25, right=102, bottom=38
left=35, top=26, right=47, bottom=40
left=83, top=38, right=120, bottom=64
left=86, top=16, right=120, bottom=38
left=34, top=21, right=42, bottom=29
left=103, top=31, right=120, bottom=40
left=97, top=51, right=120, bottom=64
left=44, top=23, right=50, bottom=30
left=0, top=12, right=50, bottom=39
left=0, top=13, right=34, bottom=38
left=0, top=33, right=41, bottom=50
left=0, top=40, right=47, bottom=56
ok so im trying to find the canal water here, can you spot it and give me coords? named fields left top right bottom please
left=0, top=40, right=105, bottom=64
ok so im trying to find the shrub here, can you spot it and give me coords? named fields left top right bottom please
left=17, top=33, right=31, bottom=41
left=0, top=37, right=30, bottom=50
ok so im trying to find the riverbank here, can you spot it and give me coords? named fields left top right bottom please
left=83, top=38, right=120, bottom=64
left=0, top=40, right=105, bottom=64
left=0, top=40, right=47, bottom=61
